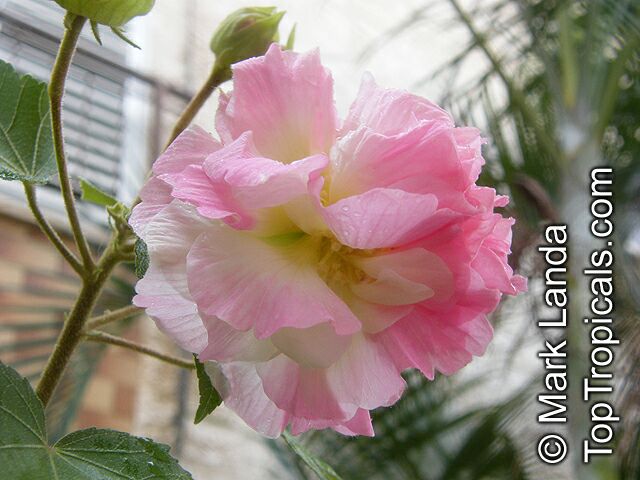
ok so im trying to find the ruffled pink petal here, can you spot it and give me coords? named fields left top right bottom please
left=257, top=354, right=358, bottom=421
left=472, top=245, right=522, bottom=294
left=485, top=215, right=515, bottom=254
left=203, top=133, right=329, bottom=209
left=129, top=177, right=173, bottom=239
left=199, top=314, right=278, bottom=363
left=457, top=268, right=503, bottom=313
left=329, top=126, right=474, bottom=214
left=142, top=201, right=211, bottom=257
left=512, top=274, right=528, bottom=292
left=410, top=218, right=520, bottom=325
left=134, top=263, right=207, bottom=353
left=457, top=191, right=527, bottom=295
left=186, top=223, right=361, bottom=338
left=326, top=334, right=406, bottom=411
left=353, top=248, right=455, bottom=303
left=372, top=222, right=508, bottom=378
left=283, top=175, right=328, bottom=235
left=216, top=44, right=337, bottom=163
left=350, top=269, right=433, bottom=306
left=289, top=408, right=374, bottom=437
left=153, top=125, right=221, bottom=177
left=495, top=195, right=510, bottom=208
left=332, top=409, right=374, bottom=436
left=375, top=304, right=494, bottom=379
left=342, top=72, right=453, bottom=137
left=270, top=322, right=352, bottom=369
left=215, top=362, right=290, bottom=438
left=471, top=217, right=528, bottom=295
left=345, top=296, right=412, bottom=334
left=167, top=164, right=251, bottom=229
left=166, top=132, right=329, bottom=232
left=129, top=125, right=226, bottom=236
left=216, top=362, right=373, bottom=438
left=322, top=188, right=439, bottom=249
left=133, top=202, right=210, bottom=353
left=454, top=127, right=486, bottom=184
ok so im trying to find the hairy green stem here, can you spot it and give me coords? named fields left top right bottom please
left=23, top=182, right=83, bottom=275
left=84, top=305, right=142, bottom=331
left=49, top=14, right=94, bottom=272
left=84, top=330, right=195, bottom=370
left=36, top=242, right=123, bottom=405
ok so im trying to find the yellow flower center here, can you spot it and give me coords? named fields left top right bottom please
left=262, top=230, right=377, bottom=294
left=313, top=236, right=382, bottom=297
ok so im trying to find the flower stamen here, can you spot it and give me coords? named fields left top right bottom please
left=315, top=236, right=373, bottom=292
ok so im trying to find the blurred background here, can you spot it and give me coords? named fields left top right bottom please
left=0, top=0, right=638, bottom=479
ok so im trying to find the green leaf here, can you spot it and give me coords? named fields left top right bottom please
left=0, top=362, right=193, bottom=479
left=54, top=0, right=155, bottom=27
left=282, top=431, right=343, bottom=480
left=0, top=60, right=55, bottom=183
left=134, top=238, right=149, bottom=279
left=80, top=178, right=118, bottom=207
left=193, top=355, right=222, bottom=424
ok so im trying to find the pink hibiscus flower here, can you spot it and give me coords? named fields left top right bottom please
left=129, top=44, right=526, bottom=437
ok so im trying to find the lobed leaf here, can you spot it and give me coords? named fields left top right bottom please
left=0, top=60, right=55, bottom=184
left=0, top=362, right=192, bottom=479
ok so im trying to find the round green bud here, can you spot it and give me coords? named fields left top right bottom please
left=210, top=7, right=286, bottom=77
left=55, top=0, right=155, bottom=27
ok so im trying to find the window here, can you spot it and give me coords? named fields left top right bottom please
left=0, top=0, right=190, bottom=237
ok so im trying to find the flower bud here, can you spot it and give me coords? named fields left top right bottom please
left=55, top=0, right=155, bottom=27
left=210, top=7, right=286, bottom=78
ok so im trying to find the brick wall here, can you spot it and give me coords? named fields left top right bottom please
left=0, top=212, right=141, bottom=435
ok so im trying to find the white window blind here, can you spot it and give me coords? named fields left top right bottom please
left=0, top=0, right=191, bottom=237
